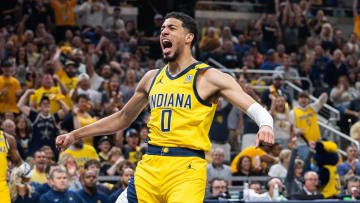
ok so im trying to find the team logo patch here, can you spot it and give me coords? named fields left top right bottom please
left=156, top=76, right=163, bottom=85
left=0, top=138, right=3, bottom=142
left=187, top=162, right=195, bottom=170
left=185, top=75, right=193, bottom=83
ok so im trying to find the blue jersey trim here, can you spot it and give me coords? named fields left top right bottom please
left=147, top=144, right=205, bottom=159
left=193, top=67, right=212, bottom=107
left=147, top=68, right=164, bottom=94
left=165, top=62, right=201, bottom=80
left=127, top=176, right=138, bottom=203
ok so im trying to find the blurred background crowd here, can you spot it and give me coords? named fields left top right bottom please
left=1, top=0, right=360, bottom=202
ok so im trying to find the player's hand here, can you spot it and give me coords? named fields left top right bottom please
left=256, top=125, right=274, bottom=148
left=56, top=133, right=76, bottom=152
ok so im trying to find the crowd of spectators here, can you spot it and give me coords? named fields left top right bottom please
left=1, top=0, right=360, bottom=202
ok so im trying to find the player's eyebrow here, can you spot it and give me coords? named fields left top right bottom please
left=161, top=24, right=178, bottom=30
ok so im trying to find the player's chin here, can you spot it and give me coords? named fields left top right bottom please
left=163, top=54, right=176, bottom=63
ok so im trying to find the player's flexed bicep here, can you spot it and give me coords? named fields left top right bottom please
left=198, top=68, right=274, bottom=147
left=197, top=68, right=254, bottom=111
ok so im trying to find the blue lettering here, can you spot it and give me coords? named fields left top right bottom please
left=175, top=93, right=184, bottom=108
left=164, top=93, right=168, bottom=107
left=157, top=94, right=164, bottom=108
left=167, top=93, right=174, bottom=107
left=150, top=95, right=156, bottom=109
left=184, top=94, right=192, bottom=109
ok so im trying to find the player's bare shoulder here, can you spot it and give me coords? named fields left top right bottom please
left=138, top=69, right=160, bottom=93
left=197, top=67, right=232, bottom=91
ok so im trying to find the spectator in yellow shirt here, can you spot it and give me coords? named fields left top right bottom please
left=30, top=150, right=49, bottom=184
left=73, top=94, right=98, bottom=146
left=50, top=0, right=77, bottom=42
left=0, top=61, right=22, bottom=113
left=59, top=139, right=99, bottom=169
left=30, top=73, right=67, bottom=113
left=354, top=0, right=360, bottom=40
left=53, top=49, right=79, bottom=108
left=230, top=145, right=277, bottom=174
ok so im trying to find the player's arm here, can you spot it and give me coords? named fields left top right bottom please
left=56, top=70, right=157, bottom=151
left=201, top=68, right=274, bottom=146
left=6, top=133, right=23, bottom=167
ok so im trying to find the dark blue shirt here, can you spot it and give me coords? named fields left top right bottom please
left=209, top=104, right=232, bottom=142
left=28, top=110, right=59, bottom=156
left=261, top=61, right=280, bottom=70
left=39, top=189, right=85, bottom=203
left=234, top=43, right=250, bottom=54
left=110, top=189, right=124, bottom=203
left=324, top=60, right=348, bottom=88
left=13, top=191, right=39, bottom=203
left=337, top=161, right=360, bottom=177
left=76, top=189, right=111, bottom=203
left=310, top=57, right=328, bottom=87
left=34, top=182, right=51, bottom=196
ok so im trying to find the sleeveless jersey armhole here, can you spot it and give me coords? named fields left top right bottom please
left=193, top=67, right=213, bottom=107
left=148, top=68, right=164, bottom=94
left=3, top=133, right=10, bottom=151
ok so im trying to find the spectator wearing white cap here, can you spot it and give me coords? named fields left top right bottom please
left=70, top=73, right=101, bottom=112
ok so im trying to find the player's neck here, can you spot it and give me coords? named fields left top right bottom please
left=167, top=53, right=197, bottom=76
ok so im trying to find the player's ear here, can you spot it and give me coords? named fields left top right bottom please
left=185, top=33, right=194, bottom=45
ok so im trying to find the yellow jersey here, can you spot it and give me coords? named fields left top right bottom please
left=0, top=76, right=21, bottom=113
left=354, top=15, right=360, bottom=40
left=56, top=68, right=78, bottom=109
left=59, top=144, right=99, bottom=168
left=29, top=168, right=47, bottom=184
left=0, top=131, right=8, bottom=182
left=321, top=165, right=341, bottom=198
left=294, top=106, right=321, bottom=143
left=77, top=114, right=97, bottom=146
left=50, top=0, right=77, bottom=26
left=147, top=62, right=216, bottom=152
left=30, top=86, right=65, bottom=113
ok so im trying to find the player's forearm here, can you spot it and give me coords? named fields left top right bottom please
left=71, top=110, right=132, bottom=140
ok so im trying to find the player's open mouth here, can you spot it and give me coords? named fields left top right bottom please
left=162, top=39, right=172, bottom=55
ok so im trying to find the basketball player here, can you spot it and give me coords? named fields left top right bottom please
left=56, top=12, right=274, bottom=202
left=0, top=130, right=30, bottom=203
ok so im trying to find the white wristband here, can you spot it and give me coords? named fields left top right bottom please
left=246, top=102, right=273, bottom=129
